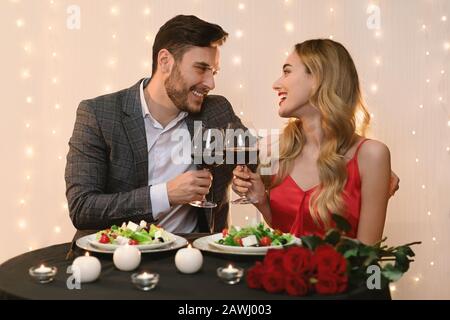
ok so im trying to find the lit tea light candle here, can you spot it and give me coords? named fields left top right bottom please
left=175, top=244, right=203, bottom=274
left=223, top=264, right=239, bottom=274
left=35, top=264, right=52, bottom=274
left=72, top=252, right=101, bottom=283
left=131, top=271, right=160, bottom=291
left=217, top=264, right=244, bottom=285
left=29, top=264, right=57, bottom=283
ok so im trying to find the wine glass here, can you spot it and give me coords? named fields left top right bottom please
left=224, top=121, right=260, bottom=204
left=189, top=124, right=224, bottom=208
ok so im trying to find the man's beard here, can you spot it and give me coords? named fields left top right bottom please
left=165, top=65, right=203, bottom=113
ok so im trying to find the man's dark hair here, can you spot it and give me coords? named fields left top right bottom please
left=151, top=15, right=229, bottom=75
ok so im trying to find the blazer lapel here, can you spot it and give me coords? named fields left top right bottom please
left=122, top=79, right=149, bottom=187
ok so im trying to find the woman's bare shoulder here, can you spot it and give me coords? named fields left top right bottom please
left=358, top=139, right=391, bottom=173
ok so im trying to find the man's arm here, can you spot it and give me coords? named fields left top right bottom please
left=65, top=101, right=154, bottom=230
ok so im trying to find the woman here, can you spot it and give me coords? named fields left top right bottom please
left=232, top=39, right=393, bottom=245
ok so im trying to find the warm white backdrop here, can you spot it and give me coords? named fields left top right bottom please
left=1, top=0, right=449, bottom=299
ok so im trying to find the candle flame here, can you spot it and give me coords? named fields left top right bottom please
left=85, top=252, right=90, bottom=257
left=227, top=264, right=233, bottom=269
left=187, top=244, right=192, bottom=249
left=40, top=264, right=45, bottom=268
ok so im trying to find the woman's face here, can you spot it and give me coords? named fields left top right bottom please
left=272, top=51, right=316, bottom=118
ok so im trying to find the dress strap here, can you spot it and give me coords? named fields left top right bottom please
left=354, top=138, right=370, bottom=157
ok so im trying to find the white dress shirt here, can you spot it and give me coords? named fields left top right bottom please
left=140, top=80, right=198, bottom=233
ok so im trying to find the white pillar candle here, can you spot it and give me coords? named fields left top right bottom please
left=72, top=252, right=101, bottom=283
left=113, top=245, right=141, bottom=271
left=175, top=244, right=203, bottom=274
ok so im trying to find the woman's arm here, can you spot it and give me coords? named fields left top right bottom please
left=357, top=140, right=391, bottom=245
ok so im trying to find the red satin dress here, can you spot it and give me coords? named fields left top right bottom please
left=269, top=139, right=369, bottom=238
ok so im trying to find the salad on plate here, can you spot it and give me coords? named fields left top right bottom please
left=216, top=223, right=295, bottom=248
left=92, top=220, right=173, bottom=247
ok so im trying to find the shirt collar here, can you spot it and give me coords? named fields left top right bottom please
left=139, top=79, right=188, bottom=130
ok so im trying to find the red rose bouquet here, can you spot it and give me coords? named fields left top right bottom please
left=246, top=214, right=420, bottom=296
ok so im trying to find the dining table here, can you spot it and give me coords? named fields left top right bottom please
left=0, top=233, right=391, bottom=300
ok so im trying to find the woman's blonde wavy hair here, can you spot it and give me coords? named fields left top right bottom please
left=265, top=39, right=371, bottom=229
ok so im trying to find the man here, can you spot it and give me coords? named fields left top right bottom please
left=65, top=15, right=240, bottom=239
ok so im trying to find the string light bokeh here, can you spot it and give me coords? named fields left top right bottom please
left=0, top=0, right=449, bottom=299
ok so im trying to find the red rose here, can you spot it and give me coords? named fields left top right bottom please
left=263, top=249, right=285, bottom=269
left=282, top=246, right=312, bottom=274
left=284, top=273, right=309, bottom=296
left=261, top=269, right=285, bottom=293
left=315, top=272, right=348, bottom=295
left=246, top=262, right=265, bottom=289
left=313, top=245, right=347, bottom=275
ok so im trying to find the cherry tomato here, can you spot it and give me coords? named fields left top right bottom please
left=260, top=236, right=272, bottom=247
left=99, top=233, right=110, bottom=244
left=128, top=239, right=139, bottom=245
left=234, top=237, right=243, bottom=246
left=222, top=228, right=228, bottom=237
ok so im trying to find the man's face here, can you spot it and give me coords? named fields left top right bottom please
left=165, top=46, right=220, bottom=113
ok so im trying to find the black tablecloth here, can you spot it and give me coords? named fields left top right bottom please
left=0, top=234, right=391, bottom=300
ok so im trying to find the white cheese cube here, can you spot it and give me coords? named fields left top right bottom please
left=121, top=222, right=127, bottom=229
left=139, top=220, right=147, bottom=229
left=154, top=230, right=162, bottom=239
left=242, top=235, right=258, bottom=247
left=126, top=221, right=140, bottom=232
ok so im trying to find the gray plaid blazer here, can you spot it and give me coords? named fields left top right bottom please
left=65, top=78, right=240, bottom=237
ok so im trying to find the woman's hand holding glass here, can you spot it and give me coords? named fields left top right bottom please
left=231, top=166, right=266, bottom=205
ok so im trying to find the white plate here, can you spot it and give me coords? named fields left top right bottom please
left=76, top=234, right=187, bottom=254
left=193, top=233, right=301, bottom=256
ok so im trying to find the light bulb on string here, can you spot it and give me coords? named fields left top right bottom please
left=110, top=6, right=119, bottom=16
left=16, top=19, right=24, bottom=28
left=374, top=57, right=381, bottom=65
left=285, top=22, right=294, bottom=33
left=21, top=69, right=30, bottom=79
left=25, top=146, right=33, bottom=157
left=18, top=219, right=27, bottom=230
left=238, top=3, right=245, bottom=10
